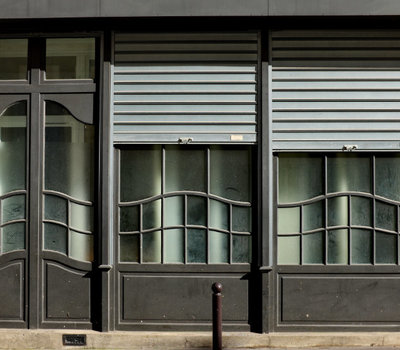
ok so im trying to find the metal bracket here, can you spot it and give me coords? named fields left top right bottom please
left=178, top=137, right=193, bottom=144
left=342, top=144, right=358, bottom=152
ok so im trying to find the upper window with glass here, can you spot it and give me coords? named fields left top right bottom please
left=0, top=39, right=28, bottom=80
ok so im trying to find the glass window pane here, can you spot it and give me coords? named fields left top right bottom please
left=209, top=230, right=229, bottom=263
left=187, top=196, right=206, bottom=226
left=327, top=154, right=371, bottom=193
left=278, top=236, right=300, bottom=265
left=0, top=39, right=27, bottom=80
left=165, top=146, right=206, bottom=192
left=232, top=206, right=251, bottom=232
left=303, top=232, right=324, bottom=264
left=120, top=206, right=139, bottom=232
left=278, top=207, right=300, bottom=234
left=44, top=195, right=67, bottom=224
left=210, top=200, right=229, bottom=231
left=232, top=234, right=251, bottom=263
left=376, top=232, right=397, bottom=264
left=46, top=38, right=95, bottom=79
left=351, top=229, right=372, bottom=264
left=210, top=146, right=251, bottom=201
left=70, top=203, right=92, bottom=232
left=2, top=195, right=25, bottom=224
left=45, top=102, right=94, bottom=202
left=142, top=200, right=161, bottom=230
left=328, top=229, right=348, bottom=264
left=376, top=201, right=397, bottom=232
left=44, top=223, right=67, bottom=254
left=70, top=230, right=93, bottom=262
left=120, top=147, right=161, bottom=202
left=328, top=196, right=348, bottom=227
left=376, top=155, right=400, bottom=202
left=2, top=223, right=25, bottom=253
left=303, top=201, right=324, bottom=232
left=142, top=231, right=161, bottom=263
left=187, top=229, right=206, bottom=263
left=0, top=101, right=26, bottom=196
left=351, top=196, right=372, bottom=227
left=120, top=234, right=139, bottom=262
left=164, top=196, right=184, bottom=227
left=279, top=153, right=323, bottom=204
left=164, top=229, right=184, bottom=263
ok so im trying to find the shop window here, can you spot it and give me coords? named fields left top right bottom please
left=118, top=145, right=252, bottom=264
left=0, top=39, right=28, bottom=80
left=277, top=153, right=400, bottom=265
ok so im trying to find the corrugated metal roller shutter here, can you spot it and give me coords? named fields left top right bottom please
left=271, top=30, right=400, bottom=151
left=113, top=32, right=258, bottom=144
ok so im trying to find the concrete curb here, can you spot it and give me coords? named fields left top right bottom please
left=2, top=330, right=400, bottom=349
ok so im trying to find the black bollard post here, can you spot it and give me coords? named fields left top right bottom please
left=212, top=282, right=223, bottom=350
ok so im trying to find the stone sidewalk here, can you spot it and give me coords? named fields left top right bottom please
left=2, top=330, right=400, bottom=349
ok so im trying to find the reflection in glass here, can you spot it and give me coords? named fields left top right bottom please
left=2, top=195, right=25, bottom=224
left=210, top=200, right=229, bottom=231
left=278, top=235, right=300, bottom=264
left=328, top=229, right=348, bottom=264
left=232, top=234, right=251, bottom=263
left=164, top=229, right=184, bottom=263
left=165, top=146, right=206, bottom=192
left=303, top=201, right=324, bottom=232
left=120, top=206, right=139, bottom=232
left=351, top=197, right=372, bottom=227
left=120, top=234, right=139, bottom=262
left=2, top=223, right=25, bottom=253
left=210, top=146, right=251, bottom=201
left=303, top=232, right=324, bottom=264
left=209, top=230, right=228, bottom=263
left=376, top=232, right=397, bottom=264
left=143, top=200, right=161, bottom=230
left=164, top=196, right=184, bottom=227
left=70, top=203, right=92, bottom=232
left=44, top=223, right=67, bottom=254
left=328, top=196, right=348, bottom=227
left=0, top=39, right=28, bottom=80
left=70, top=230, right=93, bottom=261
left=327, top=154, right=371, bottom=193
left=142, top=231, right=161, bottom=263
left=46, top=38, right=95, bottom=79
left=187, top=229, right=206, bottom=263
left=376, top=155, right=400, bottom=202
left=187, top=196, right=206, bottom=226
left=278, top=207, right=300, bottom=234
left=232, top=206, right=251, bottom=232
left=120, top=147, right=161, bottom=202
left=0, top=102, right=26, bottom=196
left=44, top=195, right=67, bottom=224
left=279, top=154, right=323, bottom=203
left=376, top=201, right=396, bottom=232
left=351, top=229, right=372, bottom=264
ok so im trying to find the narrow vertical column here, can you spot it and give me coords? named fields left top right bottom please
left=212, top=282, right=223, bottom=350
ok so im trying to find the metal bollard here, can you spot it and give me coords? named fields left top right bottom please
left=212, top=282, right=223, bottom=350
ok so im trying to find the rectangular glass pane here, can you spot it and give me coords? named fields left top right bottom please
left=351, top=229, right=372, bottom=264
left=2, top=195, right=25, bottom=224
left=279, top=154, right=323, bottom=204
left=376, top=232, right=397, bottom=264
left=164, top=229, right=184, bottom=263
left=142, top=200, right=161, bottom=230
left=46, top=38, right=95, bottom=79
left=120, top=234, right=139, bottom=263
left=44, top=195, right=67, bottom=224
left=2, top=223, right=25, bottom=253
left=232, top=206, right=251, bottom=232
left=303, top=232, right=324, bottom=264
left=328, top=196, right=348, bottom=227
left=70, top=230, right=93, bottom=262
left=303, top=201, right=324, bottom=232
left=44, top=223, right=67, bottom=254
left=210, top=146, right=251, bottom=201
left=232, top=234, right=251, bottom=263
left=142, top=231, right=161, bottom=263
left=0, top=39, right=28, bottom=80
left=187, top=196, right=206, bottom=226
left=278, top=207, right=300, bottom=234
left=376, top=155, right=400, bottom=202
left=351, top=196, right=372, bottom=227
left=70, top=203, right=92, bottom=232
left=164, top=196, right=184, bottom=227
left=120, top=206, right=139, bottom=232
left=278, top=235, right=300, bottom=265
left=209, top=230, right=228, bottom=263
left=376, top=201, right=397, bottom=232
left=165, top=146, right=206, bottom=192
left=210, top=200, right=229, bottom=231
left=187, top=229, right=206, bottom=263
left=328, top=229, right=348, bottom=264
